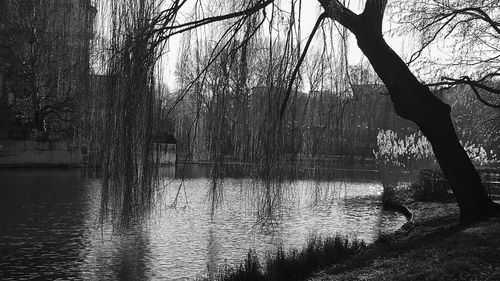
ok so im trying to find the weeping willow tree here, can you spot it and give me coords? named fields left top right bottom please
left=89, top=0, right=182, bottom=228
left=166, top=0, right=364, bottom=222
left=90, top=0, right=500, bottom=227
left=171, top=1, right=373, bottom=177
left=169, top=0, right=297, bottom=218
left=90, top=0, right=379, bottom=227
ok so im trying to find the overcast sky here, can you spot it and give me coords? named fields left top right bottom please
left=157, top=0, right=424, bottom=91
left=93, top=0, right=422, bottom=91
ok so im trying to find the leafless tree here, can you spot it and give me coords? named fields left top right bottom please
left=5, top=0, right=93, bottom=132
left=390, top=0, right=500, bottom=109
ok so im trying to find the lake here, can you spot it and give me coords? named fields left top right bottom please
left=0, top=165, right=406, bottom=280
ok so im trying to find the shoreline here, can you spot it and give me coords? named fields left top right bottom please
left=308, top=201, right=500, bottom=281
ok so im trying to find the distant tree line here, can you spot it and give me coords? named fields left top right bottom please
left=0, top=0, right=95, bottom=136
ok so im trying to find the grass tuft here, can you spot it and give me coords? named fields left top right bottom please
left=206, top=235, right=365, bottom=281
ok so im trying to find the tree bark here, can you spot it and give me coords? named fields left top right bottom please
left=321, top=0, right=499, bottom=221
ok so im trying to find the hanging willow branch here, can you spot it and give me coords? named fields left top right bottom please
left=93, top=0, right=168, bottom=229
left=279, top=12, right=327, bottom=120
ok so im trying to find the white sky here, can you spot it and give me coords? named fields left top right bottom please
left=154, top=0, right=420, bottom=91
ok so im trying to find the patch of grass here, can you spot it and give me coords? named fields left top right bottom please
left=211, top=251, right=264, bottom=281
left=313, top=204, right=500, bottom=281
left=206, top=236, right=365, bottom=281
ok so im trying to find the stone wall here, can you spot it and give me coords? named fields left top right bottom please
left=0, top=140, right=81, bottom=167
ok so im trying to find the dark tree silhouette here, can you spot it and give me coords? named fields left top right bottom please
left=316, top=0, right=499, bottom=221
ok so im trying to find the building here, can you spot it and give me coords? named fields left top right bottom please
left=154, top=134, right=177, bottom=165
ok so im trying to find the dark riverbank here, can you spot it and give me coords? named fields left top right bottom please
left=309, top=201, right=500, bottom=281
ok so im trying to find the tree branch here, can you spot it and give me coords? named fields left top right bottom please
left=279, top=13, right=327, bottom=120
left=452, top=7, right=500, bottom=35
left=165, top=12, right=266, bottom=118
left=154, top=0, right=273, bottom=40
left=427, top=76, right=500, bottom=108
left=406, top=5, right=500, bottom=65
left=317, top=0, right=359, bottom=32
left=468, top=83, right=500, bottom=109
left=407, top=13, right=458, bottom=65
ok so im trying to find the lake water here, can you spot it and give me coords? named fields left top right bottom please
left=0, top=165, right=406, bottom=280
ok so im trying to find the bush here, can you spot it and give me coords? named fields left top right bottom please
left=411, top=169, right=454, bottom=202
left=373, top=130, right=497, bottom=203
left=373, top=129, right=498, bottom=169
left=373, top=130, right=437, bottom=200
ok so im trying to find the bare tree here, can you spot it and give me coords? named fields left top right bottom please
left=316, top=0, right=499, bottom=220
left=5, top=0, right=93, bottom=132
left=390, top=0, right=500, bottom=109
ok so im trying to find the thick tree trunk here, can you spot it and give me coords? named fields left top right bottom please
left=350, top=11, right=499, bottom=221
left=319, top=0, right=499, bottom=221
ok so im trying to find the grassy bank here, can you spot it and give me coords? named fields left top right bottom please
left=310, top=202, right=500, bottom=281
left=205, top=202, right=500, bottom=281
left=204, top=236, right=365, bottom=281
left=206, top=167, right=500, bottom=281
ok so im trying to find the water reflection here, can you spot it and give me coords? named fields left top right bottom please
left=88, top=228, right=152, bottom=281
left=0, top=166, right=406, bottom=280
left=206, top=222, right=220, bottom=280
left=0, top=169, right=88, bottom=280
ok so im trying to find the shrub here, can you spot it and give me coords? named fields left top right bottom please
left=373, top=130, right=497, bottom=202
left=410, top=169, right=454, bottom=202
left=206, top=236, right=365, bottom=281
left=372, top=130, right=435, bottom=170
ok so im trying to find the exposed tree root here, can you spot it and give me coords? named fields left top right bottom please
left=382, top=199, right=415, bottom=231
